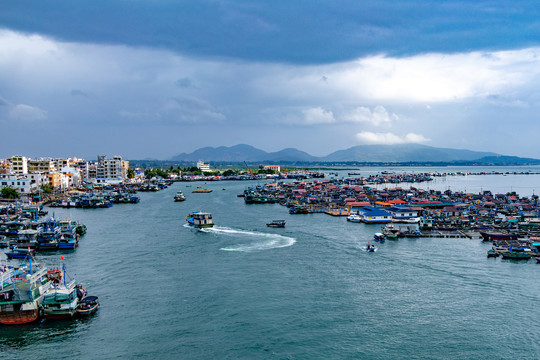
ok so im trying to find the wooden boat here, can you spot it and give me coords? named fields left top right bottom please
left=500, top=250, right=532, bottom=260
left=76, top=296, right=99, bottom=316
left=0, top=264, right=50, bottom=325
left=267, top=220, right=286, bottom=228
left=192, top=189, right=212, bottom=193
left=480, top=231, right=518, bottom=241
left=535, top=257, right=540, bottom=263
left=6, top=247, right=35, bottom=259
left=41, top=267, right=85, bottom=320
left=186, top=211, right=214, bottom=228
left=487, top=249, right=499, bottom=257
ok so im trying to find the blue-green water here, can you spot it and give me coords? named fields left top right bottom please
left=3, top=172, right=540, bottom=359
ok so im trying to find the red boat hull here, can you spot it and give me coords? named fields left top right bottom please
left=0, top=309, right=39, bottom=325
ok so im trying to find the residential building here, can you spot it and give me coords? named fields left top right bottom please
left=263, top=165, right=281, bottom=173
left=28, top=158, right=56, bottom=174
left=0, top=173, right=47, bottom=195
left=197, top=160, right=211, bottom=172
left=11, top=156, right=28, bottom=174
left=94, top=155, right=127, bottom=183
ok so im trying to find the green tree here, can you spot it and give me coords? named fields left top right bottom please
left=40, top=184, right=53, bottom=194
left=1, top=186, right=19, bottom=199
left=127, top=168, right=135, bottom=179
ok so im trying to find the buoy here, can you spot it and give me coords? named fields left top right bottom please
left=60, top=255, right=64, bottom=260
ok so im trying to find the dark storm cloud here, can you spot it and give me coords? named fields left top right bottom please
left=2, top=1, right=540, bottom=64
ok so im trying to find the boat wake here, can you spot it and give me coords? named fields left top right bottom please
left=201, top=226, right=296, bottom=252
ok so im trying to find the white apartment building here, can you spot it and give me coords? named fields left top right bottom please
left=197, top=160, right=211, bottom=172
left=11, top=156, right=28, bottom=174
left=0, top=173, right=47, bottom=194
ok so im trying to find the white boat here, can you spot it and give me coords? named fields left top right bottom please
left=347, top=214, right=362, bottom=222
left=174, top=191, right=186, bottom=202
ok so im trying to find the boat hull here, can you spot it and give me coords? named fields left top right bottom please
left=76, top=304, right=99, bottom=316
left=0, top=309, right=39, bottom=325
left=43, top=309, right=77, bottom=320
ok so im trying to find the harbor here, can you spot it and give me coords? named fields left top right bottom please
left=3, top=168, right=540, bottom=359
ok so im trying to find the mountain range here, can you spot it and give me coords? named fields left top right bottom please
left=170, top=144, right=540, bottom=164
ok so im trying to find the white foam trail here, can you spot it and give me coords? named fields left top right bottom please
left=200, top=226, right=296, bottom=252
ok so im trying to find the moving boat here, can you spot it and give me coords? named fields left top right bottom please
left=266, top=220, right=286, bottom=228
left=365, top=244, right=377, bottom=252
left=186, top=211, right=214, bottom=228
left=174, top=191, right=186, bottom=202
left=373, top=232, right=385, bottom=242
left=192, top=189, right=212, bottom=193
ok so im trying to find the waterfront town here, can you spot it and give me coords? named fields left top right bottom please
left=1, top=154, right=540, bottom=326
left=0, top=154, right=539, bottom=257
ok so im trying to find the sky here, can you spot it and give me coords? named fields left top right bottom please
left=2, top=1, right=540, bottom=160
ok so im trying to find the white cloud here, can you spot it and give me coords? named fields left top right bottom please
left=9, top=104, right=47, bottom=121
left=344, top=105, right=397, bottom=125
left=356, top=131, right=430, bottom=145
left=302, top=107, right=335, bottom=124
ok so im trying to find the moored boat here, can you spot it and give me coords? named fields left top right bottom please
left=0, top=263, right=51, bottom=325
left=192, top=189, right=212, bottom=193
left=480, top=231, right=518, bottom=242
left=487, top=249, right=499, bottom=257
left=500, top=249, right=532, bottom=260
left=76, top=296, right=99, bottom=316
left=6, top=247, right=35, bottom=259
left=41, top=267, right=86, bottom=320
left=186, top=211, right=214, bottom=228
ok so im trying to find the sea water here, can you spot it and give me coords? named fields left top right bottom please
left=2, top=167, right=540, bottom=359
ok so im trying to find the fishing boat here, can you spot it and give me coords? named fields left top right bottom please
left=0, top=261, right=51, bottom=325
left=174, top=191, right=186, bottom=202
left=289, top=205, right=308, bottom=214
left=500, top=248, right=532, bottom=260
left=487, top=249, right=499, bottom=257
left=41, top=267, right=86, bottom=320
left=6, top=247, right=35, bottom=259
left=480, top=231, right=518, bottom=242
left=373, top=232, right=385, bottom=242
left=76, top=296, right=99, bottom=316
left=266, top=220, right=286, bottom=228
left=186, top=211, right=214, bottom=228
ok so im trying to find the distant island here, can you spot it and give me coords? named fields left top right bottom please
left=163, top=144, right=540, bottom=166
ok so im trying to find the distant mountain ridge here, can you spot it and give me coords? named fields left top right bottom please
left=170, top=144, right=540, bottom=164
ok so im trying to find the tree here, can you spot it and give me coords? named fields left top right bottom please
left=1, top=187, right=19, bottom=199
left=40, top=184, right=53, bottom=194
left=127, top=168, right=135, bottom=179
